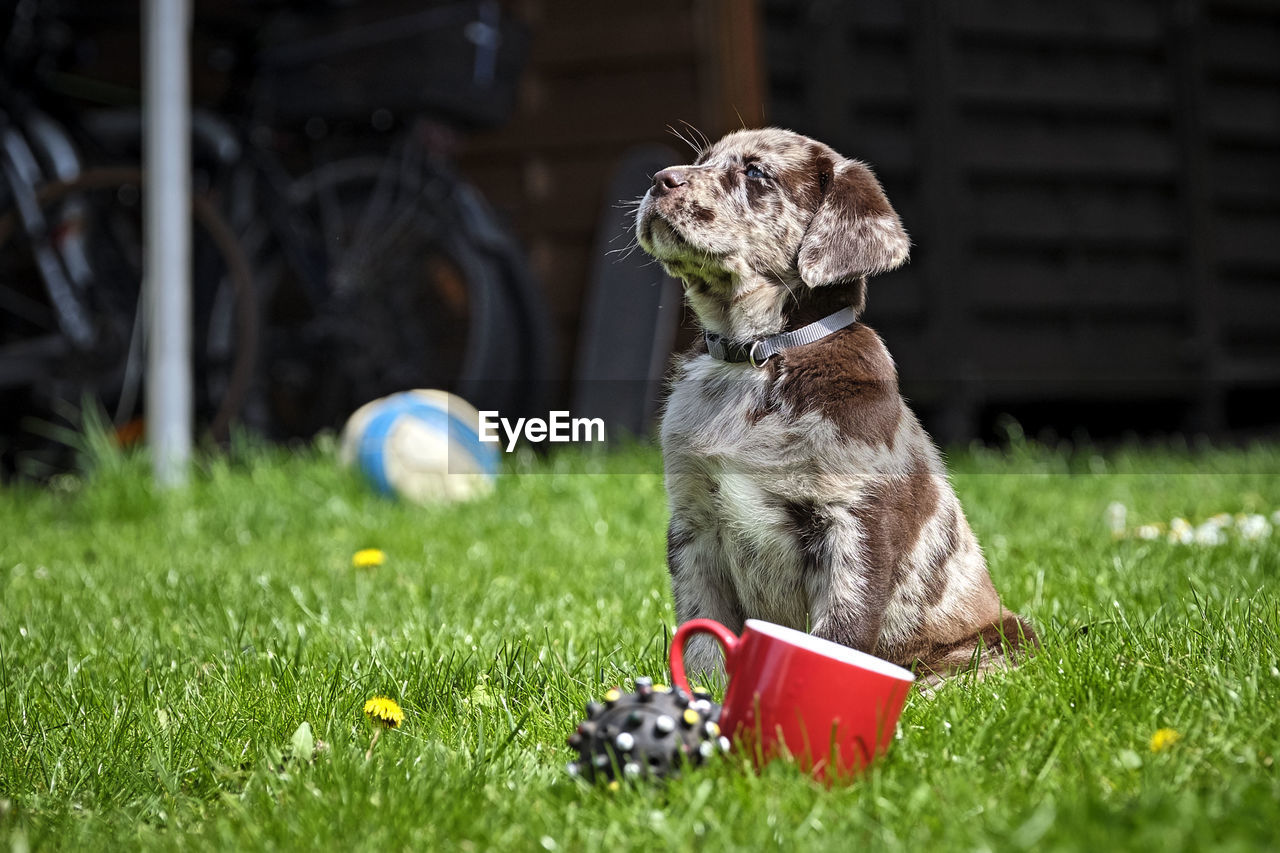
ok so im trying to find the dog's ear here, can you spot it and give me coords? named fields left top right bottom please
left=797, top=158, right=910, bottom=288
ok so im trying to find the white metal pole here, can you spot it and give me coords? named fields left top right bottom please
left=143, top=0, right=193, bottom=487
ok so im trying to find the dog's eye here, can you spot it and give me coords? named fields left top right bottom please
left=744, top=164, right=768, bottom=180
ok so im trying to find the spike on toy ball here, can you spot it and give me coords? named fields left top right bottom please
left=565, top=677, right=728, bottom=782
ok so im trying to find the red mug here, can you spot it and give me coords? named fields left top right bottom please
left=669, top=618, right=915, bottom=779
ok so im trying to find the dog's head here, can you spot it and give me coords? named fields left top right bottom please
left=636, top=128, right=909, bottom=339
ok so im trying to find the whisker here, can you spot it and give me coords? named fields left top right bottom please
left=617, top=251, right=662, bottom=270
left=607, top=220, right=646, bottom=259
left=613, top=215, right=638, bottom=235
left=666, top=123, right=701, bottom=158
left=677, top=121, right=705, bottom=158
left=607, top=240, right=641, bottom=258
left=767, top=267, right=798, bottom=304
left=679, top=119, right=711, bottom=154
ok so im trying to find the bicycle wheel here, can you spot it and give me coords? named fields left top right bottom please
left=447, top=176, right=554, bottom=415
left=245, top=152, right=545, bottom=437
left=0, top=166, right=258, bottom=475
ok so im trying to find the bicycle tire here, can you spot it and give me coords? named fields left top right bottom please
left=294, top=154, right=553, bottom=411
left=287, top=154, right=498, bottom=394
left=0, top=166, right=259, bottom=444
left=248, top=152, right=545, bottom=435
left=448, top=177, right=554, bottom=414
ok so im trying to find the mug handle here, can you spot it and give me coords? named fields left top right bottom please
left=669, top=619, right=741, bottom=695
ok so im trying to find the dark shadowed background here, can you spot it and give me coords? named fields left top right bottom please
left=462, top=0, right=1280, bottom=443
left=1, top=0, right=1277, bottom=478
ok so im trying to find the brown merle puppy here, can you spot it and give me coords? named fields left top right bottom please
left=635, top=128, right=1036, bottom=683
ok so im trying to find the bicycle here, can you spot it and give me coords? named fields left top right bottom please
left=0, top=0, right=552, bottom=475
left=214, top=0, right=553, bottom=438
left=0, top=1, right=257, bottom=477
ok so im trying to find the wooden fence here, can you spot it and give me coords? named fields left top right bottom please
left=764, top=0, right=1280, bottom=438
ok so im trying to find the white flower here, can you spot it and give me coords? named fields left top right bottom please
left=1105, top=502, right=1128, bottom=535
left=1169, top=518, right=1194, bottom=545
left=1239, top=514, right=1271, bottom=541
left=1210, top=513, right=1233, bottom=528
left=1136, top=524, right=1162, bottom=541
left=1194, top=522, right=1226, bottom=546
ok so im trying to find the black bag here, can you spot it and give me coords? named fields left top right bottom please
left=258, top=0, right=527, bottom=128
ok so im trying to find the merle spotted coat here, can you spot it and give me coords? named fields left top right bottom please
left=635, top=128, right=1036, bottom=682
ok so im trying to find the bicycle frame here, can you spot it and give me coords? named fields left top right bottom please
left=0, top=107, right=94, bottom=349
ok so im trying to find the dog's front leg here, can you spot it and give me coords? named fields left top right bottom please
left=802, top=523, right=889, bottom=655
left=807, top=577, right=885, bottom=655
left=667, top=521, right=744, bottom=683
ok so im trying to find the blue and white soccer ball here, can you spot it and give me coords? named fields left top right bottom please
left=339, top=390, right=499, bottom=503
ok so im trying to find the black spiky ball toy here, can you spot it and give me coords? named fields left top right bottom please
left=566, top=677, right=728, bottom=782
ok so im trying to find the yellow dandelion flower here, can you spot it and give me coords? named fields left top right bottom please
left=364, top=696, right=404, bottom=729
left=1150, top=728, right=1180, bottom=752
left=352, top=548, right=386, bottom=569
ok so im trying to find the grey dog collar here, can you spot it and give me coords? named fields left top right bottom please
left=704, top=306, right=858, bottom=367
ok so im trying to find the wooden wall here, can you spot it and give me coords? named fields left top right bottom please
left=458, top=0, right=767, bottom=393
left=764, top=0, right=1280, bottom=439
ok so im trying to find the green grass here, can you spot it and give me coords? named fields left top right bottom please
left=2, top=437, right=1279, bottom=851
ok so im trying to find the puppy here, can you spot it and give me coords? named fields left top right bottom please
left=636, top=128, right=1036, bottom=683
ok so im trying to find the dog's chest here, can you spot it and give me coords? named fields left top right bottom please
left=662, top=357, right=815, bottom=466
left=697, top=462, right=812, bottom=627
left=661, top=358, right=824, bottom=626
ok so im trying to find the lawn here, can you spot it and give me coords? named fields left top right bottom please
left=1, top=436, right=1278, bottom=851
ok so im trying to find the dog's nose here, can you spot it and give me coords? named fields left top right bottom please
left=653, top=168, right=688, bottom=195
